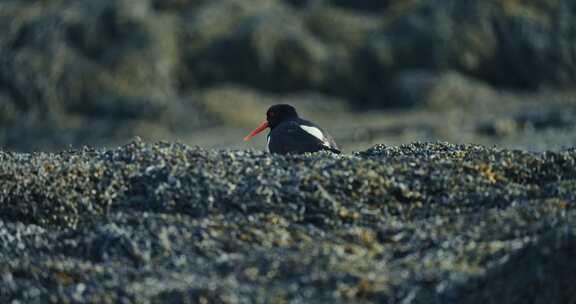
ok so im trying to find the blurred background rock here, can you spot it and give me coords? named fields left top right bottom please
left=1, top=0, right=575, bottom=152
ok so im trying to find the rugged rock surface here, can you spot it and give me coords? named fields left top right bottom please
left=1, top=140, right=575, bottom=303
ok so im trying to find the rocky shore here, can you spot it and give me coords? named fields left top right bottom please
left=1, top=1, right=575, bottom=301
left=1, top=140, right=574, bottom=303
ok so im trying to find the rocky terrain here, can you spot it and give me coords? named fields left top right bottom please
left=0, top=140, right=575, bottom=303
left=1, top=1, right=575, bottom=303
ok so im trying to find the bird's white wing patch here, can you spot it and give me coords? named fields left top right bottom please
left=300, top=125, right=329, bottom=146
left=266, top=135, right=271, bottom=152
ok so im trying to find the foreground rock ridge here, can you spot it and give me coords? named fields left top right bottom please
left=1, top=140, right=575, bottom=303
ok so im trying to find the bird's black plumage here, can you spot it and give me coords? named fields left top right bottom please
left=267, top=118, right=340, bottom=154
left=255, top=104, right=340, bottom=154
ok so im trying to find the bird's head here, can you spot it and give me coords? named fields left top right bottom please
left=244, top=104, right=299, bottom=141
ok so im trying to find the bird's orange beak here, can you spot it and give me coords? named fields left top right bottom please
left=243, top=121, right=269, bottom=141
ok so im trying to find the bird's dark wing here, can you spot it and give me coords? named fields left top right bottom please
left=297, top=119, right=340, bottom=153
left=269, top=120, right=340, bottom=154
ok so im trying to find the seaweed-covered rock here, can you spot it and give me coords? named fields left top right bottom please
left=368, top=0, right=576, bottom=91
left=181, top=0, right=331, bottom=92
left=180, top=0, right=576, bottom=107
left=478, top=106, right=576, bottom=138
left=1, top=0, right=575, bottom=110
left=0, top=140, right=575, bottom=302
left=0, top=0, right=177, bottom=118
left=453, top=226, right=576, bottom=304
left=382, top=70, right=496, bottom=109
left=0, top=0, right=193, bottom=151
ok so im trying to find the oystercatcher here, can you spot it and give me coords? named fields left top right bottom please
left=244, top=104, right=341, bottom=154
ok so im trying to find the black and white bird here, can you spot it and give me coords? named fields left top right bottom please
left=244, top=104, right=340, bottom=154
